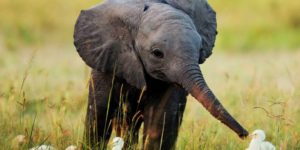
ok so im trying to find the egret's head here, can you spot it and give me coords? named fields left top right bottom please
left=251, top=129, right=266, bottom=141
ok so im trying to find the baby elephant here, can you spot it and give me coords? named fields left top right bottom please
left=73, top=0, right=248, bottom=149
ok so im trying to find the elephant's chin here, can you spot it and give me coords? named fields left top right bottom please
left=180, top=66, right=248, bottom=139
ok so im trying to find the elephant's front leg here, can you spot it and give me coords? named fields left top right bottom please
left=85, top=70, right=116, bottom=149
left=143, top=85, right=188, bottom=150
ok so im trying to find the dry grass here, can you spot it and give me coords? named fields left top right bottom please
left=0, top=46, right=299, bottom=149
left=1, top=1, right=299, bottom=149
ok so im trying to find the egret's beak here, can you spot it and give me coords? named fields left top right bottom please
left=249, top=133, right=256, bottom=139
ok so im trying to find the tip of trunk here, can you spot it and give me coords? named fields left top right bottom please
left=190, top=85, right=249, bottom=139
left=179, top=64, right=248, bottom=138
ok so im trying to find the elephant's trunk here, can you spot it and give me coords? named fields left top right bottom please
left=180, top=64, right=248, bottom=139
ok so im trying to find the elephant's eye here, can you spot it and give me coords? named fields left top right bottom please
left=151, top=48, right=164, bottom=59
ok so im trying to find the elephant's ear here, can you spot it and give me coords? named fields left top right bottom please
left=74, top=2, right=146, bottom=89
left=164, top=0, right=217, bottom=64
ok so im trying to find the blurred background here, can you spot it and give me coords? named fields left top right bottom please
left=0, top=0, right=299, bottom=51
left=0, top=0, right=299, bottom=149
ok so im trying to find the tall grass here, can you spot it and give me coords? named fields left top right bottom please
left=0, top=46, right=299, bottom=149
left=0, top=0, right=299, bottom=149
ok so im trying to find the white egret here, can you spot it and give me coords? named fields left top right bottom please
left=246, top=129, right=275, bottom=150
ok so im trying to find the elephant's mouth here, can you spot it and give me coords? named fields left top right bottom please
left=150, top=70, right=168, bottom=82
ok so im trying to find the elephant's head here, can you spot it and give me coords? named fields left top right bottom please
left=74, top=1, right=248, bottom=138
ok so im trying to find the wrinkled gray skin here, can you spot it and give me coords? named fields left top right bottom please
left=74, top=0, right=248, bottom=149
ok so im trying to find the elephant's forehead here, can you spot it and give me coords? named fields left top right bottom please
left=140, top=3, right=201, bottom=49
left=141, top=3, right=196, bottom=31
left=160, top=27, right=201, bottom=50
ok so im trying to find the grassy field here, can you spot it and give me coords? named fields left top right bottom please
left=0, top=0, right=300, bottom=149
left=0, top=46, right=299, bottom=149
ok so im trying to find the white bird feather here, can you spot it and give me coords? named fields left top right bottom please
left=29, top=145, right=55, bottom=150
left=112, top=137, right=124, bottom=150
left=65, top=145, right=77, bottom=150
left=246, top=129, right=275, bottom=150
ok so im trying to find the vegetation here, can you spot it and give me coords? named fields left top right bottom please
left=0, top=0, right=299, bottom=149
left=0, top=0, right=299, bottom=51
left=1, top=47, right=299, bottom=149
